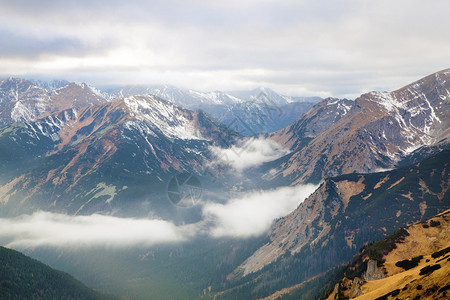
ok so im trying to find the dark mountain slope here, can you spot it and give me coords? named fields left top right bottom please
left=0, top=246, right=114, bottom=299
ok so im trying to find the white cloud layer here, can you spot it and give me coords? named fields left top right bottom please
left=0, top=212, right=189, bottom=248
left=0, top=0, right=449, bottom=97
left=203, top=184, right=317, bottom=238
left=0, top=184, right=317, bottom=247
left=210, top=137, right=289, bottom=172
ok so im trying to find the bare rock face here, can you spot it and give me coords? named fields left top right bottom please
left=330, top=277, right=364, bottom=299
left=363, top=259, right=385, bottom=281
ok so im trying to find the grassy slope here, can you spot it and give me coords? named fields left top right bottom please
left=325, top=209, right=450, bottom=300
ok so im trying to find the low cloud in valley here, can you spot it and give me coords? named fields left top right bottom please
left=0, top=212, right=189, bottom=248
left=0, top=184, right=317, bottom=248
left=203, top=184, right=318, bottom=238
left=210, top=137, right=290, bottom=172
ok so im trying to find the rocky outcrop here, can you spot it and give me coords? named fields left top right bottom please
left=363, top=259, right=385, bottom=281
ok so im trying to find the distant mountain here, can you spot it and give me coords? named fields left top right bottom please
left=212, top=148, right=449, bottom=299
left=227, top=87, right=321, bottom=106
left=107, top=84, right=243, bottom=107
left=30, top=79, right=71, bottom=90
left=0, top=95, right=236, bottom=219
left=106, top=85, right=322, bottom=135
left=107, top=85, right=321, bottom=108
left=266, top=68, right=450, bottom=184
left=0, top=246, right=113, bottom=299
left=0, top=78, right=107, bottom=125
left=205, top=101, right=315, bottom=136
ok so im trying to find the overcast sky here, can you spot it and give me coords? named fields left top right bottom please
left=0, top=0, right=449, bottom=98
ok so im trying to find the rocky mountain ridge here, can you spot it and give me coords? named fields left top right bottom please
left=0, top=77, right=107, bottom=125
left=107, top=85, right=321, bottom=135
left=0, top=94, right=235, bottom=218
left=1, top=78, right=321, bottom=135
left=267, top=68, right=450, bottom=184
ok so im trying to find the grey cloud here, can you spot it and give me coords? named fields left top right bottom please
left=0, top=29, right=109, bottom=59
left=0, top=0, right=449, bottom=97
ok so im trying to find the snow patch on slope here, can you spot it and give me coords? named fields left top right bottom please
left=123, top=96, right=205, bottom=140
left=367, top=89, right=441, bottom=155
left=11, top=102, right=36, bottom=122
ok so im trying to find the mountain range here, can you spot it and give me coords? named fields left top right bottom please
left=0, top=78, right=321, bottom=136
left=106, top=85, right=321, bottom=107
left=0, top=93, right=236, bottom=220
left=106, top=85, right=322, bottom=136
left=0, top=68, right=449, bottom=299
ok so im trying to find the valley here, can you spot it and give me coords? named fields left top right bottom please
left=0, top=69, right=449, bottom=299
